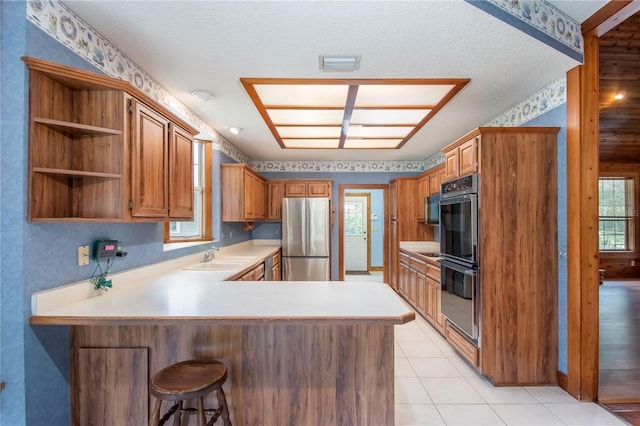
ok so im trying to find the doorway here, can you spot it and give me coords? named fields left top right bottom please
left=344, top=193, right=370, bottom=273
left=338, top=184, right=388, bottom=282
left=567, top=0, right=640, bottom=404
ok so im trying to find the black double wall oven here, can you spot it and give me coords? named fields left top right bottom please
left=439, top=173, right=480, bottom=343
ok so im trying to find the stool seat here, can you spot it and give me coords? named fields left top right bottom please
left=151, top=360, right=227, bottom=401
left=149, top=359, right=232, bottom=426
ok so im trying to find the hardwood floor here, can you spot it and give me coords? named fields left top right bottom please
left=599, top=280, right=640, bottom=403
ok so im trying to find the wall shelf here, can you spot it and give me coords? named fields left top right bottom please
left=33, top=117, right=122, bottom=136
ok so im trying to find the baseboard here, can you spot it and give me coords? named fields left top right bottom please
left=369, top=266, right=383, bottom=272
left=557, top=371, right=568, bottom=391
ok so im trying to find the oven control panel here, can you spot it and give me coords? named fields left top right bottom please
left=441, top=173, right=478, bottom=196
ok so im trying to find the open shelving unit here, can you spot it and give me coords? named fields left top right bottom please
left=26, top=62, right=127, bottom=221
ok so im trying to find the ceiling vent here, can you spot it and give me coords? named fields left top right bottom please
left=319, top=55, right=361, bottom=72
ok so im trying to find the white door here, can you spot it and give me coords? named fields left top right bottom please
left=344, top=196, right=368, bottom=271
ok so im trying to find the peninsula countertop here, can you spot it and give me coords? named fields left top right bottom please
left=30, top=279, right=415, bottom=325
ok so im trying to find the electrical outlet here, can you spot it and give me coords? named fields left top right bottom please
left=78, top=245, right=90, bottom=266
left=631, top=260, right=636, bottom=266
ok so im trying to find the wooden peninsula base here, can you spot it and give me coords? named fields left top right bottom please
left=71, top=322, right=395, bottom=425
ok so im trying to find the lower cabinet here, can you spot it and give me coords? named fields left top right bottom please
left=398, top=250, right=444, bottom=334
left=271, top=251, right=281, bottom=281
left=75, top=347, right=149, bottom=425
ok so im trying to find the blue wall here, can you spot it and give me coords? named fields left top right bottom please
left=521, top=104, right=568, bottom=374
left=1, top=15, right=244, bottom=425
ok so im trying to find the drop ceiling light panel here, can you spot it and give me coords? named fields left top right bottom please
left=240, top=78, right=470, bottom=150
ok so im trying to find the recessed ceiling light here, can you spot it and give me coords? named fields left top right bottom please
left=319, top=55, right=361, bottom=72
left=191, top=90, right=213, bottom=101
left=229, top=127, right=243, bottom=135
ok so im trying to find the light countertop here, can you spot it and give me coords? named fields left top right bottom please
left=30, top=240, right=414, bottom=326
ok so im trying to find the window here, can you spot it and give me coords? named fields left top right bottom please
left=599, top=177, right=635, bottom=251
left=164, top=139, right=212, bottom=242
left=344, top=199, right=364, bottom=235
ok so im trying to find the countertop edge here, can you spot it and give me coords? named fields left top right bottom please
left=29, top=315, right=411, bottom=326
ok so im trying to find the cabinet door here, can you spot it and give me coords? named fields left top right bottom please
left=307, top=181, right=331, bottom=197
left=389, top=220, right=399, bottom=290
left=435, top=284, right=445, bottom=333
left=168, top=124, right=193, bottom=219
left=458, top=138, right=477, bottom=175
left=390, top=181, right=398, bottom=220
left=426, top=277, right=438, bottom=324
left=399, top=262, right=410, bottom=298
left=130, top=100, right=169, bottom=217
left=244, top=172, right=265, bottom=220
left=416, top=271, right=427, bottom=315
left=76, top=347, right=148, bottom=425
left=429, top=172, right=440, bottom=195
left=284, top=182, right=306, bottom=197
left=267, top=181, right=284, bottom=220
left=444, top=150, right=458, bottom=181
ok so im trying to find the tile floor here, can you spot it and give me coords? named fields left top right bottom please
left=394, top=314, right=629, bottom=425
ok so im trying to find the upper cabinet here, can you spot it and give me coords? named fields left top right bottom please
left=24, top=57, right=197, bottom=222
left=266, top=179, right=333, bottom=221
left=220, top=164, right=266, bottom=222
left=443, top=136, right=479, bottom=181
left=284, top=181, right=332, bottom=198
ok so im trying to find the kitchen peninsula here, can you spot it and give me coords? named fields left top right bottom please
left=30, top=250, right=414, bottom=426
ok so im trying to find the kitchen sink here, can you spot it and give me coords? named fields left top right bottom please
left=220, top=255, right=257, bottom=261
left=184, top=262, right=244, bottom=271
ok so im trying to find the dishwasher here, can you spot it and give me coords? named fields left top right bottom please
left=264, top=256, right=273, bottom=281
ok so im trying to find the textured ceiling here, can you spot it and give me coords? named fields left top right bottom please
left=62, top=1, right=606, bottom=161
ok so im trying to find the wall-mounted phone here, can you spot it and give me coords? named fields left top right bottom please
left=93, top=240, right=127, bottom=260
left=90, top=240, right=126, bottom=291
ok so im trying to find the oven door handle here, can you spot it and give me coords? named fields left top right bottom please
left=470, top=194, right=478, bottom=261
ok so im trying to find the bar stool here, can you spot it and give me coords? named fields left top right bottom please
left=149, top=359, right=232, bottom=426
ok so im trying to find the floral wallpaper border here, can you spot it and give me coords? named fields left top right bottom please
left=484, top=76, right=566, bottom=127
left=250, top=160, right=427, bottom=173
left=26, top=0, right=567, bottom=173
left=26, top=0, right=251, bottom=164
left=481, top=0, right=582, bottom=59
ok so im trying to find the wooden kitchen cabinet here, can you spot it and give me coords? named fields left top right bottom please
left=271, top=251, right=281, bottom=281
left=398, top=249, right=443, bottom=333
left=267, top=181, right=284, bottom=221
left=267, top=179, right=332, bottom=221
left=443, top=136, right=478, bottom=180
left=24, top=57, right=197, bottom=222
left=389, top=178, right=419, bottom=290
left=284, top=180, right=332, bottom=198
left=221, top=163, right=266, bottom=222
left=168, top=125, right=194, bottom=219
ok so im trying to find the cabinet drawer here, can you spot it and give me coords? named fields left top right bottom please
left=399, top=252, right=410, bottom=265
left=426, top=263, right=440, bottom=281
left=409, top=256, right=426, bottom=272
left=445, top=322, right=479, bottom=367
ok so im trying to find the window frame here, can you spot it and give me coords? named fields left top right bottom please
left=598, top=171, right=638, bottom=253
left=164, top=139, right=213, bottom=243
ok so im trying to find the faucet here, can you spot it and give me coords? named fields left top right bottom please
left=202, top=246, right=219, bottom=263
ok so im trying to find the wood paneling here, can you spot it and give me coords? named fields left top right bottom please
left=598, top=12, right=640, bottom=162
left=71, top=323, right=395, bottom=426
left=75, top=347, right=148, bottom=426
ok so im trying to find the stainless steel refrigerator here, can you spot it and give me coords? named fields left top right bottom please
left=282, top=197, right=331, bottom=281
